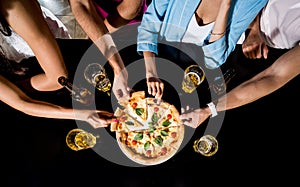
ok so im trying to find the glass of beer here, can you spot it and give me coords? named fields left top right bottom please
left=182, top=65, right=205, bottom=93
left=66, top=128, right=97, bottom=151
left=211, top=68, right=236, bottom=96
left=84, top=63, right=111, bottom=96
left=193, top=134, right=218, bottom=157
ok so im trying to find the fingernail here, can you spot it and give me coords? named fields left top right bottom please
left=113, top=119, right=119, bottom=122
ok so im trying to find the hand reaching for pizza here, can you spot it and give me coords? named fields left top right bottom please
left=179, top=106, right=210, bottom=128
left=146, top=76, right=164, bottom=100
left=112, top=68, right=132, bottom=101
left=84, top=110, right=116, bottom=129
left=143, top=51, right=164, bottom=100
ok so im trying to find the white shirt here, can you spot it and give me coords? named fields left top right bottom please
left=182, top=14, right=245, bottom=46
left=181, top=14, right=214, bottom=45
left=260, top=0, right=300, bottom=49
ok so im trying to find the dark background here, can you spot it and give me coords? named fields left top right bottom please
left=1, top=26, right=299, bottom=186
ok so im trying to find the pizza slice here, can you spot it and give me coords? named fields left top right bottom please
left=146, top=98, right=171, bottom=128
left=157, top=105, right=182, bottom=128
left=126, top=91, right=148, bottom=123
left=147, top=124, right=181, bottom=156
left=111, top=107, right=145, bottom=132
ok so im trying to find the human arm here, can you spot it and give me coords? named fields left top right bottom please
left=69, top=0, right=144, bottom=35
left=1, top=0, right=68, bottom=91
left=208, top=0, right=232, bottom=43
left=181, top=45, right=300, bottom=128
left=137, top=0, right=169, bottom=99
left=69, top=0, right=138, bottom=100
left=143, top=51, right=164, bottom=99
left=0, top=75, right=115, bottom=128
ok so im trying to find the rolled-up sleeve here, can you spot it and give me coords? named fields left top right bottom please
left=137, top=0, right=170, bottom=56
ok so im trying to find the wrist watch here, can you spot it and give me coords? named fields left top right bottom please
left=207, top=102, right=218, bottom=117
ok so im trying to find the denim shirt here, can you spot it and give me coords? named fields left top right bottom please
left=137, top=0, right=268, bottom=69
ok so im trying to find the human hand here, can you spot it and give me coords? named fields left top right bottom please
left=112, top=68, right=131, bottom=101
left=179, top=106, right=210, bottom=128
left=242, top=29, right=269, bottom=59
left=146, top=76, right=164, bottom=100
left=78, top=110, right=116, bottom=129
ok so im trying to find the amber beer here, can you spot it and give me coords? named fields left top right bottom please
left=66, top=128, right=97, bottom=151
left=84, top=63, right=111, bottom=96
left=182, top=65, right=205, bottom=93
left=93, top=72, right=111, bottom=93
left=193, top=134, right=218, bottom=157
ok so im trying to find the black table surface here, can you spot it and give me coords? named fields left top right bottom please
left=2, top=30, right=299, bottom=186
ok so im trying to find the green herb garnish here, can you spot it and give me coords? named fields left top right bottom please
left=134, top=132, right=143, bottom=140
left=144, top=141, right=150, bottom=150
left=135, top=108, right=144, bottom=116
left=162, top=120, right=171, bottom=127
left=149, top=125, right=156, bottom=133
left=154, top=136, right=163, bottom=146
left=160, top=130, right=169, bottom=136
left=151, top=113, right=159, bottom=123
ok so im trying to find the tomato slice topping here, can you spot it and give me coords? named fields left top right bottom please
left=146, top=150, right=151, bottom=156
left=132, top=140, right=137, bottom=145
left=132, top=102, right=138, bottom=109
left=161, top=147, right=167, bottom=155
left=171, top=132, right=177, bottom=138
left=167, top=114, right=172, bottom=119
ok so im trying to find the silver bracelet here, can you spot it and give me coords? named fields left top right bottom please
left=207, top=102, right=218, bottom=117
left=210, top=31, right=226, bottom=36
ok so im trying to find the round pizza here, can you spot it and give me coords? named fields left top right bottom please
left=111, top=91, right=185, bottom=165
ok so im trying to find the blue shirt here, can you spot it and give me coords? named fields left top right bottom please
left=137, top=0, right=268, bottom=69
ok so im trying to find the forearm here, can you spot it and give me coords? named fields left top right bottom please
left=69, top=0, right=108, bottom=41
left=70, top=0, right=126, bottom=74
left=0, top=75, right=75, bottom=120
left=94, top=34, right=125, bottom=74
left=209, top=0, right=231, bottom=43
left=214, top=46, right=300, bottom=112
left=143, top=51, right=158, bottom=78
left=22, top=100, right=77, bottom=120
left=215, top=75, right=279, bottom=112
left=105, top=0, right=144, bottom=29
